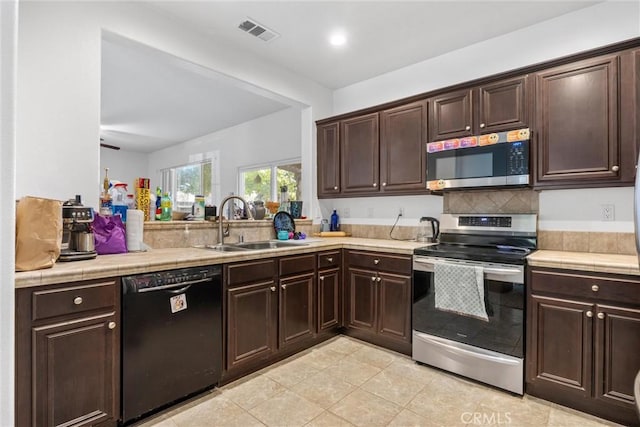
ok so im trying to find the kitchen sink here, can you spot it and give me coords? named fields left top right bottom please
left=234, top=240, right=308, bottom=250
left=193, top=244, right=251, bottom=252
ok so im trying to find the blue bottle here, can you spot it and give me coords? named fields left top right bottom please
left=330, top=209, right=339, bottom=231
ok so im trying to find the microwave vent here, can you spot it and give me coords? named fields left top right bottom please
left=238, top=18, right=280, bottom=42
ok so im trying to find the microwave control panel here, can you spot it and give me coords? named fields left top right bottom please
left=507, top=141, right=529, bottom=175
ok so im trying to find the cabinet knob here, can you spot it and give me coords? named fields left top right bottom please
left=479, top=123, right=485, bottom=129
left=333, top=186, right=338, bottom=190
left=270, top=286, right=276, bottom=292
left=73, top=296, right=83, bottom=305
left=597, top=312, right=605, bottom=320
left=591, top=285, right=599, bottom=292
left=612, top=165, right=619, bottom=172
left=282, top=284, right=287, bottom=289
left=373, top=183, right=377, bottom=187
left=327, top=257, right=333, bottom=262
left=382, top=182, right=387, bottom=187
left=586, top=311, right=593, bottom=318
left=376, top=277, right=381, bottom=282
left=371, top=277, right=376, bottom=282
left=108, top=321, right=116, bottom=330
left=319, top=276, right=325, bottom=281
left=374, top=259, right=380, bottom=265
left=465, top=125, right=471, bottom=131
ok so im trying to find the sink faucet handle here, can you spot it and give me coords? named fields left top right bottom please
left=239, top=234, right=244, bottom=243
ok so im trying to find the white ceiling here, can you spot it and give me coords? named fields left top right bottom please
left=101, top=1, right=599, bottom=152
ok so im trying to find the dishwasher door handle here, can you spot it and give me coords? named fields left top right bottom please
left=137, top=277, right=214, bottom=293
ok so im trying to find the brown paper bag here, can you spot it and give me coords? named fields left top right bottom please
left=15, top=196, right=63, bottom=271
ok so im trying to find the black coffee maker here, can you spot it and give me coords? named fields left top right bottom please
left=59, top=195, right=97, bottom=262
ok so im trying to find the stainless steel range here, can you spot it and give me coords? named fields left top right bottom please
left=412, top=213, right=537, bottom=394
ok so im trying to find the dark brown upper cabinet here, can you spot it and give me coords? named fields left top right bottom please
left=534, top=51, right=640, bottom=189
left=380, top=100, right=429, bottom=192
left=341, top=113, right=380, bottom=194
left=316, top=122, right=341, bottom=197
left=430, top=76, right=530, bottom=141
left=430, top=88, right=473, bottom=141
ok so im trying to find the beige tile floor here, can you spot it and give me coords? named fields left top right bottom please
left=135, top=336, right=623, bottom=427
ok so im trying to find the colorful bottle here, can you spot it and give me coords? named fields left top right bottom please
left=155, top=186, right=162, bottom=220
left=99, top=168, right=113, bottom=216
left=330, top=209, right=339, bottom=231
left=160, top=192, right=172, bottom=221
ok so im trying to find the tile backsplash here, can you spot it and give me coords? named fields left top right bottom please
left=443, top=188, right=538, bottom=214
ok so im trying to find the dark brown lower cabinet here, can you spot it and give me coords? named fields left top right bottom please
left=527, top=267, right=640, bottom=426
left=317, top=251, right=342, bottom=333
left=344, top=250, right=412, bottom=355
left=16, top=279, right=120, bottom=427
left=279, top=272, right=315, bottom=349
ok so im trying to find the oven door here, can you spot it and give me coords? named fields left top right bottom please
left=412, top=256, right=524, bottom=358
left=426, top=141, right=529, bottom=190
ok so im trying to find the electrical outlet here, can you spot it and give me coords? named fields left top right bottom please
left=398, top=207, right=404, bottom=216
left=602, top=204, right=615, bottom=221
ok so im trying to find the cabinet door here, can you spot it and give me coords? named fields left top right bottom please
left=279, top=273, right=315, bottom=349
left=32, top=313, right=118, bottom=427
left=341, top=113, right=380, bottom=194
left=430, top=88, right=473, bottom=141
left=535, top=55, right=621, bottom=186
left=477, top=76, right=528, bottom=133
left=527, top=295, right=594, bottom=397
left=377, top=272, right=411, bottom=343
left=317, top=122, right=341, bottom=197
left=346, top=267, right=378, bottom=333
left=227, top=281, right=278, bottom=370
left=318, top=268, right=340, bottom=332
left=594, top=304, right=640, bottom=409
left=380, top=101, right=428, bottom=192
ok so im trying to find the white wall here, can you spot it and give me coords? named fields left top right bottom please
left=0, top=0, right=17, bottom=422
left=147, top=107, right=301, bottom=207
left=99, top=147, right=149, bottom=192
left=16, top=1, right=332, bottom=210
left=326, top=1, right=640, bottom=230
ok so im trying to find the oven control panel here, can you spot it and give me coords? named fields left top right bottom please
left=458, top=216, right=512, bottom=228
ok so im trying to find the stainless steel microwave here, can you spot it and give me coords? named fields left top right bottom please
left=426, top=128, right=530, bottom=191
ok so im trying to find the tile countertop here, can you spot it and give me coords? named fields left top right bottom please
left=527, top=250, right=640, bottom=276
left=15, top=238, right=426, bottom=289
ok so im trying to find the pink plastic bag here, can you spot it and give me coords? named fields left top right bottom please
left=93, top=213, right=127, bottom=254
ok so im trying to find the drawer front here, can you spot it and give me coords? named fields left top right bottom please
left=530, top=268, right=640, bottom=305
left=318, top=251, right=341, bottom=270
left=226, top=259, right=277, bottom=286
left=32, top=279, right=117, bottom=321
left=346, top=250, right=411, bottom=275
left=280, top=254, right=316, bottom=277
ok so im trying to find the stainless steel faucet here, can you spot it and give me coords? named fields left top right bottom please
left=218, top=195, right=253, bottom=245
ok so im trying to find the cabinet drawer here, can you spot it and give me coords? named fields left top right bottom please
left=280, top=254, right=316, bottom=276
left=226, top=259, right=277, bottom=286
left=32, top=279, right=117, bottom=321
left=530, top=269, right=640, bottom=305
left=318, top=251, right=341, bottom=270
left=346, top=251, right=411, bottom=275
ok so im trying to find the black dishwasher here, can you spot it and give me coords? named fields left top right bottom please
left=121, top=265, right=222, bottom=425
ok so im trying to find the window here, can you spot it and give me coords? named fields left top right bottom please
left=240, top=160, right=301, bottom=203
left=161, top=161, right=212, bottom=212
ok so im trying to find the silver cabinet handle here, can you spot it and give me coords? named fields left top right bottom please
left=376, top=277, right=381, bottom=282
left=479, top=123, right=485, bottom=129
left=108, top=321, right=116, bottom=330
left=319, top=276, right=324, bottom=281
left=373, top=183, right=377, bottom=187
left=371, top=277, right=376, bottom=282
left=612, top=165, right=619, bottom=172
left=465, top=125, right=471, bottom=131
left=282, top=284, right=287, bottom=289
left=597, top=312, right=605, bottom=320
left=591, top=285, right=599, bottom=292
left=270, top=286, right=276, bottom=292
left=333, top=186, right=338, bottom=190
left=327, top=257, right=333, bottom=262
left=73, top=296, right=83, bottom=305
left=382, top=182, right=387, bottom=187
left=586, top=311, right=593, bottom=318
left=374, top=259, right=380, bottom=265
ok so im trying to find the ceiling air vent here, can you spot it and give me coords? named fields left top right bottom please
left=238, top=18, right=280, bottom=42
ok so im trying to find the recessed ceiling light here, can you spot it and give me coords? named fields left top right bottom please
left=329, top=32, right=347, bottom=47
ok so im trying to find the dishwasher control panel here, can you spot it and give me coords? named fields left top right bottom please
left=122, top=266, right=220, bottom=293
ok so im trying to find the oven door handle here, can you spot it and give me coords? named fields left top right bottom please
left=415, top=333, right=521, bottom=366
left=414, top=258, right=522, bottom=275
